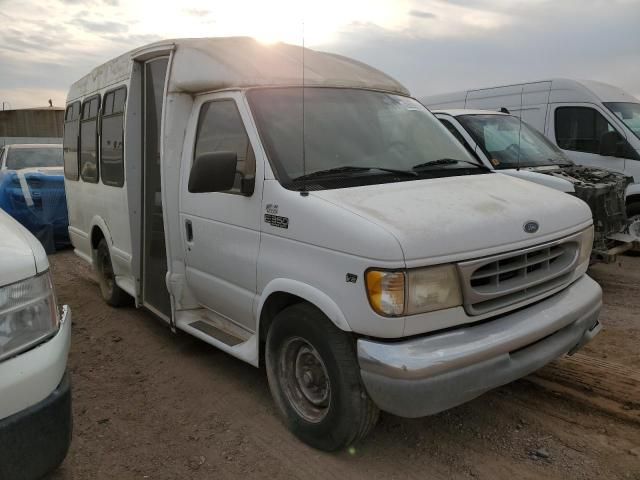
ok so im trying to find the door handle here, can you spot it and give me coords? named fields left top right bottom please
left=185, top=219, right=193, bottom=242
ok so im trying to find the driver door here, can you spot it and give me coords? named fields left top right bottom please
left=179, top=92, right=263, bottom=332
left=547, top=103, right=629, bottom=173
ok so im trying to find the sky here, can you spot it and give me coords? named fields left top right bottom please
left=0, top=0, right=639, bottom=109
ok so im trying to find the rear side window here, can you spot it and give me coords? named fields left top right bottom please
left=555, top=107, right=616, bottom=154
left=101, top=87, right=126, bottom=187
left=194, top=100, right=255, bottom=195
left=63, top=102, right=81, bottom=180
left=80, top=95, right=100, bottom=183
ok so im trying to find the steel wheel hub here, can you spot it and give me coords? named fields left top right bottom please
left=279, top=337, right=331, bottom=423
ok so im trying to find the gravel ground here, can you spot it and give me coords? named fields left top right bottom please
left=47, top=251, right=639, bottom=479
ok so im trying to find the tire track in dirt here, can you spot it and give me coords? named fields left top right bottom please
left=48, top=251, right=640, bottom=479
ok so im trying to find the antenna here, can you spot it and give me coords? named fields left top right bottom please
left=300, top=21, right=309, bottom=196
left=516, top=86, right=523, bottom=171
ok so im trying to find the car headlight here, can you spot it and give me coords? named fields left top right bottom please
left=578, top=226, right=594, bottom=265
left=0, top=272, right=59, bottom=362
left=366, top=265, right=462, bottom=317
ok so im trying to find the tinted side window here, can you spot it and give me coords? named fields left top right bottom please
left=100, top=87, right=126, bottom=187
left=80, top=95, right=100, bottom=183
left=555, top=107, right=615, bottom=154
left=63, top=102, right=81, bottom=180
left=194, top=100, right=255, bottom=195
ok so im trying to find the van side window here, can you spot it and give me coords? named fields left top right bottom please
left=63, top=102, right=81, bottom=180
left=79, top=95, right=100, bottom=183
left=101, top=87, right=126, bottom=187
left=194, top=100, right=255, bottom=195
left=555, top=107, right=617, bottom=155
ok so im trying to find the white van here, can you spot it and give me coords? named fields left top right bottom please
left=0, top=209, right=72, bottom=479
left=64, top=38, right=602, bottom=450
left=432, top=109, right=640, bottom=261
left=421, top=79, right=640, bottom=224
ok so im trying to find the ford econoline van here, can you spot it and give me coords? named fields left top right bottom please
left=432, top=108, right=639, bottom=261
left=421, top=79, right=640, bottom=226
left=64, top=38, right=601, bottom=450
left=0, top=209, right=72, bottom=479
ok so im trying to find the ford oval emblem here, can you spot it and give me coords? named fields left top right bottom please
left=523, top=221, right=539, bottom=234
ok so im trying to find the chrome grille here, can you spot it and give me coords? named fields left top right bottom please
left=458, top=236, right=580, bottom=316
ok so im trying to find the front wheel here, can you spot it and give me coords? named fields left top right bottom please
left=627, top=202, right=640, bottom=256
left=265, top=303, right=379, bottom=451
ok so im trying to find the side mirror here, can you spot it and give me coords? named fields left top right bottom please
left=188, top=152, right=238, bottom=193
left=599, top=131, right=620, bottom=157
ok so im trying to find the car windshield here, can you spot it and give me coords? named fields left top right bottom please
left=457, top=114, right=571, bottom=169
left=247, top=87, right=483, bottom=189
left=5, top=147, right=63, bottom=170
left=604, top=102, right=640, bottom=140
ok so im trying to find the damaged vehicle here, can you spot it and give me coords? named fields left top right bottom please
left=433, top=109, right=639, bottom=262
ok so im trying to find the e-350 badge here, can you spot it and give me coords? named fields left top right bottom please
left=264, top=204, right=289, bottom=229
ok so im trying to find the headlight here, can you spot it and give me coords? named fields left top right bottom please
left=366, top=265, right=462, bottom=317
left=0, top=272, right=59, bottom=362
left=578, top=226, right=594, bottom=265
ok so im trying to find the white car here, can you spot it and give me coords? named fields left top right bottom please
left=0, top=143, right=63, bottom=172
left=432, top=109, right=640, bottom=260
left=0, top=209, right=71, bottom=479
left=421, top=79, right=640, bottom=225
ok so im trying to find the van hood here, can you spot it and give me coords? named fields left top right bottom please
left=314, top=174, right=592, bottom=264
left=0, top=210, right=48, bottom=285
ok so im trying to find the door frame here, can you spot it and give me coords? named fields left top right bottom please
left=141, top=54, right=173, bottom=323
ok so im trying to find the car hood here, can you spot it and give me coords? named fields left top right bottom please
left=314, top=174, right=592, bottom=264
left=498, top=168, right=575, bottom=193
left=14, top=166, right=64, bottom=175
left=0, top=210, right=48, bottom=285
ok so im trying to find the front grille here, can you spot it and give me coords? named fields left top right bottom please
left=458, top=236, right=580, bottom=316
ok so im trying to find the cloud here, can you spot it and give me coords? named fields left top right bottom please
left=183, top=8, right=211, bottom=17
left=69, top=18, right=129, bottom=33
left=0, top=0, right=639, bottom=109
left=409, top=9, right=436, bottom=19
left=320, top=0, right=640, bottom=99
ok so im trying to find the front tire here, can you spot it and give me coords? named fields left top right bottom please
left=265, top=303, right=379, bottom=451
left=96, top=238, right=131, bottom=307
left=627, top=202, right=640, bottom=256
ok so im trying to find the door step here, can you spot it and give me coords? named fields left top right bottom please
left=175, top=308, right=259, bottom=366
left=175, top=308, right=253, bottom=344
left=189, top=320, right=243, bottom=346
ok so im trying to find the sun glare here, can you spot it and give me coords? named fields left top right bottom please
left=129, top=0, right=408, bottom=47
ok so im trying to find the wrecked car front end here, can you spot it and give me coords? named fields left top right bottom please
left=542, top=166, right=638, bottom=262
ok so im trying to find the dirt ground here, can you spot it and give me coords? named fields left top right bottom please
left=47, top=251, right=639, bottom=480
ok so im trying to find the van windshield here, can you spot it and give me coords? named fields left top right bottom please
left=247, top=87, right=484, bottom=189
left=6, top=147, right=63, bottom=170
left=457, top=114, right=571, bottom=169
left=604, top=102, right=640, bottom=140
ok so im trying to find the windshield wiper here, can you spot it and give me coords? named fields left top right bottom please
left=293, top=165, right=417, bottom=182
left=412, top=158, right=489, bottom=171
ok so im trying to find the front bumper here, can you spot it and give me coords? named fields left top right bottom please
left=357, top=275, right=602, bottom=418
left=0, top=305, right=71, bottom=420
left=0, top=371, right=72, bottom=480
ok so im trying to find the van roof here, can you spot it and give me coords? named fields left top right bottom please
left=431, top=109, right=508, bottom=117
left=421, top=78, right=638, bottom=108
left=68, top=36, right=409, bottom=102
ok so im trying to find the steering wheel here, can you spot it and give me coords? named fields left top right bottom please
left=505, top=143, right=521, bottom=156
